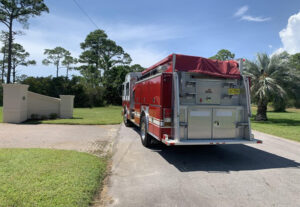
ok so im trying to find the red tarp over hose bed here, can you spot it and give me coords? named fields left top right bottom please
left=142, top=54, right=241, bottom=79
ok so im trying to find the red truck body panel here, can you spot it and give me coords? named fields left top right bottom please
left=131, top=72, right=172, bottom=140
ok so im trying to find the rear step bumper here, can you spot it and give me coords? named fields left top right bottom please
left=161, top=138, right=263, bottom=146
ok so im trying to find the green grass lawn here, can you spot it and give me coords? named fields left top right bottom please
left=0, top=148, right=107, bottom=207
left=251, top=108, right=300, bottom=142
left=28, top=106, right=122, bottom=125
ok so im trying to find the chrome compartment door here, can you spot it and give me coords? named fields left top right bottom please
left=188, top=108, right=212, bottom=139
left=212, top=108, right=241, bottom=139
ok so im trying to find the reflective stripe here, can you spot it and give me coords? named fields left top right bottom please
left=148, top=116, right=171, bottom=128
left=134, top=111, right=171, bottom=128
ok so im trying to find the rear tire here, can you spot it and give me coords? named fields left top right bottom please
left=140, top=116, right=152, bottom=148
left=123, top=110, right=132, bottom=127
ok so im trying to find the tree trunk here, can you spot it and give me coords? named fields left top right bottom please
left=13, top=65, right=15, bottom=83
left=1, top=56, right=4, bottom=84
left=6, top=18, right=13, bottom=84
left=255, top=100, right=268, bottom=121
left=66, top=67, right=69, bottom=79
left=0, top=68, right=3, bottom=83
left=56, top=65, right=59, bottom=77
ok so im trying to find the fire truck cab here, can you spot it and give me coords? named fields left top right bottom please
left=122, top=54, right=262, bottom=147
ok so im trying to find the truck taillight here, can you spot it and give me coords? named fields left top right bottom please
left=163, top=108, right=172, bottom=126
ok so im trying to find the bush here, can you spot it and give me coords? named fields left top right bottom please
left=49, top=113, right=58, bottom=119
left=30, top=114, right=39, bottom=120
left=41, top=115, right=48, bottom=120
left=295, top=100, right=300, bottom=108
left=272, top=97, right=286, bottom=112
left=19, top=64, right=140, bottom=107
left=21, top=76, right=101, bottom=107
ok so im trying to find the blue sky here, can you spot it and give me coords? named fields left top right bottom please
left=1, top=0, right=300, bottom=77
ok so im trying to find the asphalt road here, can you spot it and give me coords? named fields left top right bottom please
left=0, top=124, right=119, bottom=155
left=107, top=124, right=300, bottom=207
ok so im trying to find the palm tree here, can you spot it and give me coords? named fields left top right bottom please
left=243, top=53, right=290, bottom=121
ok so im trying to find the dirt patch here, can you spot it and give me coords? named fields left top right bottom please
left=92, top=123, right=123, bottom=206
left=92, top=160, right=114, bottom=207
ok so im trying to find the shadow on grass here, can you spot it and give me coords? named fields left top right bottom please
left=251, top=118, right=300, bottom=126
left=22, top=117, right=84, bottom=125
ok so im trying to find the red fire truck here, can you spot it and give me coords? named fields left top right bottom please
left=122, top=54, right=262, bottom=147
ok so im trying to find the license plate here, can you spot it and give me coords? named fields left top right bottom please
left=228, top=88, right=240, bottom=95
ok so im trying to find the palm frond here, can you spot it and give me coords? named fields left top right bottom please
left=243, top=60, right=261, bottom=78
left=257, top=53, right=269, bottom=72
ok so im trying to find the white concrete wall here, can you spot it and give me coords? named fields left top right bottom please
left=2, top=84, right=75, bottom=123
left=3, top=84, right=29, bottom=123
left=27, top=91, right=60, bottom=119
left=60, top=95, right=75, bottom=119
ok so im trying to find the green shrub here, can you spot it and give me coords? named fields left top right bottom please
left=272, top=97, right=286, bottom=112
left=295, top=100, right=300, bottom=108
left=41, top=115, right=48, bottom=120
left=30, top=114, right=39, bottom=120
left=49, top=113, right=58, bottom=119
left=21, top=76, right=106, bottom=107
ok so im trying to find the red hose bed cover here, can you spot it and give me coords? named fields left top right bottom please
left=175, top=54, right=240, bottom=79
left=142, top=54, right=241, bottom=79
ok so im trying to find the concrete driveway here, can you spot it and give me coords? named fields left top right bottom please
left=0, top=123, right=119, bottom=155
left=106, top=124, right=300, bottom=207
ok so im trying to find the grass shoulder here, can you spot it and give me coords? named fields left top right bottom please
left=251, top=107, right=300, bottom=142
left=0, top=148, right=107, bottom=207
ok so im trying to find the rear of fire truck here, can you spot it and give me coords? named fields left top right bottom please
left=123, top=54, right=262, bottom=147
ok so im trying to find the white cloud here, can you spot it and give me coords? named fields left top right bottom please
left=234, top=5, right=271, bottom=22
left=234, top=6, right=248, bottom=17
left=275, top=11, right=300, bottom=54
left=268, top=45, right=273, bottom=49
left=241, top=15, right=271, bottom=22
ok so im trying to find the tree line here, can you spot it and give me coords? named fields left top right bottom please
left=0, top=1, right=299, bottom=121
left=0, top=28, right=144, bottom=106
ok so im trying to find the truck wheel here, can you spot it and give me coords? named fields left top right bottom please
left=123, top=110, right=132, bottom=127
left=140, top=116, right=152, bottom=148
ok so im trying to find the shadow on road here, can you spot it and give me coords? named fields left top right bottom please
left=129, top=125, right=300, bottom=173
left=152, top=144, right=300, bottom=173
